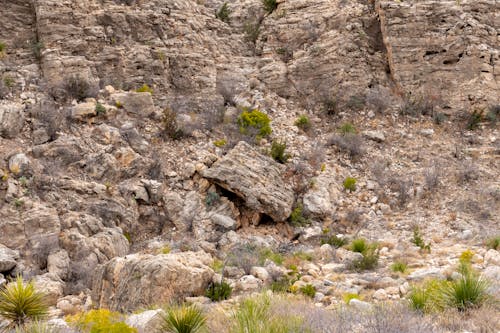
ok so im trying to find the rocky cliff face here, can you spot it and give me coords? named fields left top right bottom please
left=0, top=0, right=498, bottom=326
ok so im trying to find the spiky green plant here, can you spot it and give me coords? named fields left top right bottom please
left=161, top=305, right=207, bottom=333
left=299, top=284, right=316, bottom=298
left=390, top=261, right=407, bottom=273
left=442, top=264, right=490, bottom=311
left=0, top=276, right=48, bottom=326
left=205, top=281, right=232, bottom=302
left=350, top=238, right=368, bottom=253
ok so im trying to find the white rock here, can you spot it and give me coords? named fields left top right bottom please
left=236, top=275, right=263, bottom=292
left=484, top=249, right=500, bottom=266
left=349, top=298, right=372, bottom=311
left=372, top=289, right=388, bottom=300
left=250, top=267, right=270, bottom=282
left=126, top=309, right=165, bottom=333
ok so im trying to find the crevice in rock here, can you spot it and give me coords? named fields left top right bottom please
left=374, top=0, right=397, bottom=84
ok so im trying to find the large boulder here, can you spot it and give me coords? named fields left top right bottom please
left=92, top=251, right=214, bottom=312
left=0, top=245, right=19, bottom=273
left=202, top=142, right=294, bottom=221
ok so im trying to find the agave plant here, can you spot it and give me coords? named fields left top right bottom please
left=0, top=276, right=48, bottom=326
left=442, top=264, right=490, bottom=311
left=161, top=305, right=207, bottom=333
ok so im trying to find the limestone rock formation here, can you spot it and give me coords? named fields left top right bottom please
left=92, top=251, right=214, bottom=311
left=202, top=141, right=294, bottom=221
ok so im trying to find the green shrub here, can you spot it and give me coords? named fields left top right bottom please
left=135, top=84, right=153, bottom=94
left=399, top=94, right=434, bottom=117
left=408, top=285, right=432, bottom=312
left=288, top=204, right=309, bottom=227
left=343, top=177, right=357, bottom=191
left=205, top=281, right=232, bottom=302
left=466, top=109, right=483, bottom=130
left=338, top=122, right=356, bottom=135
left=270, top=140, right=290, bottom=164
left=161, top=305, right=207, bottom=333
left=270, top=278, right=291, bottom=293
left=350, top=238, right=368, bottom=253
left=237, top=109, right=271, bottom=139
left=31, top=41, right=44, bottom=60
left=0, top=41, right=6, bottom=53
left=0, top=276, right=48, bottom=326
left=348, top=240, right=379, bottom=272
left=216, top=3, right=230, bottom=23
left=262, top=0, right=278, bottom=14
left=213, top=139, right=226, bottom=147
left=95, top=102, right=106, bottom=116
left=411, top=226, right=431, bottom=252
left=66, top=309, right=137, bottom=333
left=299, top=284, right=316, bottom=298
left=320, top=234, right=348, bottom=248
left=390, top=261, right=407, bottom=273
left=259, top=248, right=283, bottom=266
left=486, top=236, right=500, bottom=250
left=205, top=191, right=220, bottom=208
left=294, top=115, right=311, bottom=131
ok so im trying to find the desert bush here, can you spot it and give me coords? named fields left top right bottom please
left=433, top=112, right=447, bottom=125
left=262, top=0, right=277, bottom=14
left=64, top=74, right=93, bottom=101
left=399, top=94, right=434, bottom=117
left=67, top=309, right=137, bottom=333
left=299, top=284, right=316, bottom=298
left=288, top=204, right=309, bottom=227
left=321, top=95, right=339, bottom=115
left=216, top=3, right=230, bottom=23
left=466, top=109, right=483, bottom=130
left=390, top=261, right=407, bottom=273
left=161, top=305, right=207, bottom=333
left=338, top=122, right=356, bottom=135
left=485, top=236, right=500, bottom=250
left=213, top=139, right=227, bottom=147
left=486, top=104, right=500, bottom=124
left=294, top=115, right=311, bottom=132
left=320, top=234, right=348, bottom=248
left=243, top=22, right=261, bottom=45
left=388, top=176, right=413, bottom=208
left=328, top=134, right=365, bottom=159
left=225, top=243, right=260, bottom=274
left=135, top=84, right=153, bottom=94
left=0, top=276, right=48, bottom=327
left=237, top=108, right=271, bottom=139
left=424, top=163, right=441, bottom=190
left=275, top=47, right=293, bottom=63
left=343, top=177, right=357, bottom=191
left=0, top=41, right=6, bottom=53
left=205, top=191, right=220, bottom=208
left=456, top=160, right=478, bottom=184
left=270, top=278, right=292, bottom=293
left=162, top=107, right=184, bottom=140
left=270, top=140, right=290, bottom=164
left=206, top=281, right=232, bottom=302
left=365, top=88, right=389, bottom=114
left=15, top=321, right=58, bottom=333
left=346, top=95, right=365, bottom=110
left=411, top=226, right=431, bottom=252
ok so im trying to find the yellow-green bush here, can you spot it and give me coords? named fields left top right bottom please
left=237, top=109, right=271, bottom=139
left=135, top=84, right=153, bottom=94
left=66, top=309, right=137, bottom=333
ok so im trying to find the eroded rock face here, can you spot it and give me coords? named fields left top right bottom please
left=92, top=251, right=214, bottom=311
left=377, top=0, right=499, bottom=108
left=0, top=102, right=25, bottom=138
left=202, top=141, right=294, bottom=221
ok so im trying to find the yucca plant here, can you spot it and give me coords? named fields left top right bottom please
left=442, top=264, right=490, bottom=311
left=161, top=305, right=207, bottom=333
left=0, top=276, right=48, bottom=326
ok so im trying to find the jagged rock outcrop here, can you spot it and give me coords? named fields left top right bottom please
left=377, top=0, right=499, bottom=108
left=92, top=251, right=214, bottom=311
left=202, top=141, right=294, bottom=222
